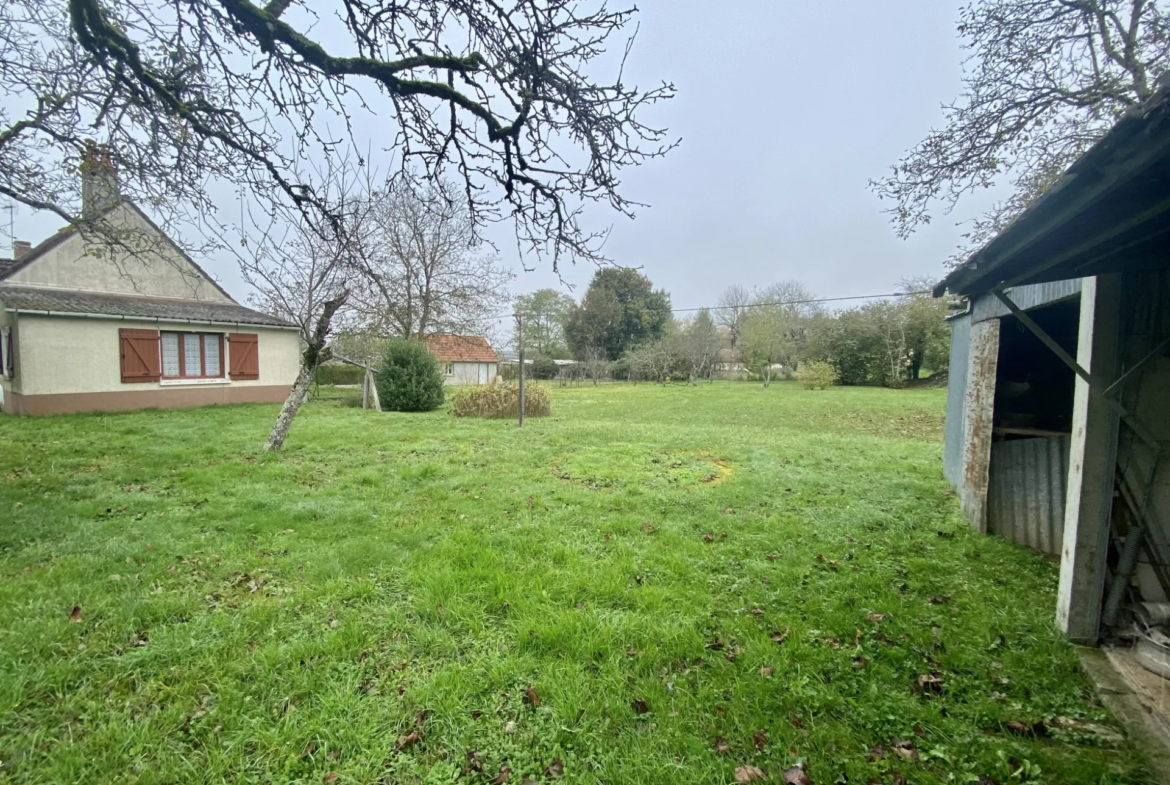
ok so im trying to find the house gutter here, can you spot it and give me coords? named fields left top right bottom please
left=3, top=307, right=299, bottom=331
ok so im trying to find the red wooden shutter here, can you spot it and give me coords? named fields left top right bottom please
left=228, top=333, right=260, bottom=380
left=120, top=328, right=161, bottom=383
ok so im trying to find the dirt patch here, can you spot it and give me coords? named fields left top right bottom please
left=551, top=447, right=730, bottom=491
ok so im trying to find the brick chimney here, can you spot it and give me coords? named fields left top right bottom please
left=80, top=144, right=120, bottom=218
left=12, top=240, right=31, bottom=260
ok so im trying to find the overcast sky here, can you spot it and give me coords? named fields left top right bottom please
left=12, top=0, right=1003, bottom=314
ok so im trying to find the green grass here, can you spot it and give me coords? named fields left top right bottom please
left=0, top=383, right=1153, bottom=784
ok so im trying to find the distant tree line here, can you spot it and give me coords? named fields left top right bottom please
left=512, top=271, right=951, bottom=388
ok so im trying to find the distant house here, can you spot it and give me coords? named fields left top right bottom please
left=422, top=334, right=499, bottom=385
left=0, top=153, right=301, bottom=416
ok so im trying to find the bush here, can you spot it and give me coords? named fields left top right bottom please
left=530, top=356, right=559, bottom=380
left=315, top=363, right=364, bottom=386
left=375, top=338, right=445, bottom=412
left=798, top=361, right=840, bottom=390
left=450, top=383, right=551, bottom=419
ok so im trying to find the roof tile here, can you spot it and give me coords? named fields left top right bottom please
left=422, top=334, right=498, bottom=362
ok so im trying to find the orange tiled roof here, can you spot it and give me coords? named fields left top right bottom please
left=421, top=334, right=499, bottom=363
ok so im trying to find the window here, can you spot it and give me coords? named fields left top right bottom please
left=445, top=362, right=454, bottom=375
left=161, top=331, right=224, bottom=379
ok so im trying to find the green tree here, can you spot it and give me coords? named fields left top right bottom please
left=899, top=278, right=951, bottom=379
left=513, top=289, right=576, bottom=358
left=565, top=268, right=672, bottom=360
left=739, top=281, right=819, bottom=386
left=376, top=338, right=445, bottom=412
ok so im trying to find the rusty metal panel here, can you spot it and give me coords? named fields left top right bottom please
left=988, top=435, right=1070, bottom=556
left=943, top=314, right=971, bottom=487
left=971, top=279, right=1083, bottom=324
left=960, top=319, right=1000, bottom=532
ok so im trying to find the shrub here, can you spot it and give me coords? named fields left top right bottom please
left=798, top=361, right=840, bottom=390
left=530, top=356, right=559, bottom=380
left=450, top=383, right=551, bottom=419
left=315, top=363, right=364, bottom=386
left=376, top=338, right=445, bottom=412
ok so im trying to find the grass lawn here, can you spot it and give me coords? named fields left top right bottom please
left=0, top=382, right=1154, bottom=784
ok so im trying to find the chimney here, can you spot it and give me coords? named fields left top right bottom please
left=12, top=240, right=31, bottom=260
left=80, top=144, right=120, bottom=218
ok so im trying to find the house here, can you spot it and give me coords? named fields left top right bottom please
left=0, top=154, right=301, bottom=416
left=935, top=79, right=1170, bottom=664
left=422, top=334, right=499, bottom=385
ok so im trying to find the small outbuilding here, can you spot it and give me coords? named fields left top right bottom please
left=0, top=154, right=300, bottom=416
left=936, top=79, right=1170, bottom=653
left=422, top=334, right=499, bottom=385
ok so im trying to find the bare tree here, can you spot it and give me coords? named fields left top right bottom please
left=681, top=309, right=720, bottom=384
left=871, top=0, right=1170, bottom=265
left=579, top=345, right=609, bottom=386
left=716, top=285, right=752, bottom=353
left=48, top=0, right=675, bottom=273
left=351, top=180, right=512, bottom=339
left=234, top=160, right=375, bottom=451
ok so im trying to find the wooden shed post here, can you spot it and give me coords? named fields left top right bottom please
left=1057, top=275, right=1122, bottom=643
left=960, top=318, right=1000, bottom=533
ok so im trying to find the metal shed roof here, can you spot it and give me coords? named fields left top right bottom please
left=936, top=82, right=1170, bottom=297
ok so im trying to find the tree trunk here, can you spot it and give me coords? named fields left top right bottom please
left=263, top=289, right=348, bottom=452
left=265, top=362, right=316, bottom=451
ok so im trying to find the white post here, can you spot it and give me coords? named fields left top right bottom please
left=1057, top=275, right=1121, bottom=643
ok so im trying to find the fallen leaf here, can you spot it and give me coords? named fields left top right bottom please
left=868, top=744, right=886, bottom=762
left=702, top=533, right=716, bottom=543
left=781, top=763, right=810, bottom=784
left=301, top=742, right=317, bottom=759
left=634, top=574, right=644, bottom=585
left=490, top=767, right=511, bottom=785
left=751, top=608, right=764, bottom=617
left=815, top=554, right=826, bottom=562
left=724, top=645, right=744, bottom=661
left=853, top=628, right=861, bottom=647
left=642, top=522, right=655, bottom=532
left=464, top=750, right=484, bottom=774
left=890, top=739, right=918, bottom=760
left=771, top=628, right=790, bottom=645
left=766, top=553, right=780, bottom=561
left=69, top=605, right=82, bottom=623
left=323, top=774, right=339, bottom=785
left=415, top=709, right=430, bottom=727
left=471, top=710, right=483, bottom=720
left=707, top=639, right=726, bottom=651
left=626, top=646, right=637, bottom=657
left=327, top=749, right=340, bottom=761
left=329, top=619, right=339, bottom=629
left=630, top=698, right=650, bottom=714
left=759, top=666, right=775, bottom=677
left=736, top=764, right=768, bottom=783
left=790, top=716, right=804, bottom=729
left=928, top=595, right=951, bottom=605
left=714, top=736, right=730, bottom=755
left=525, top=686, right=540, bottom=707
left=1003, top=720, right=1046, bottom=737
left=914, top=673, right=943, bottom=696
left=866, top=613, right=885, bottom=622
left=852, top=656, right=868, bottom=670
left=752, top=730, right=768, bottom=751
left=394, top=729, right=421, bottom=750
left=912, top=725, right=925, bottom=737
left=545, top=758, right=564, bottom=778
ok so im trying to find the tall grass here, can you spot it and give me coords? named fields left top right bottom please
left=449, top=382, right=551, bottom=418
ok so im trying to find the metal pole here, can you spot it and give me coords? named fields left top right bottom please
left=515, top=313, right=525, bottom=427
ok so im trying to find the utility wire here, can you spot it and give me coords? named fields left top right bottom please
left=485, top=288, right=934, bottom=323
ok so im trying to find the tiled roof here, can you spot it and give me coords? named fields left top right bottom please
left=422, top=334, right=498, bottom=362
left=0, top=285, right=295, bottom=328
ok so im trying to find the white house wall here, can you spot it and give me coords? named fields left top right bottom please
left=2, top=314, right=299, bottom=415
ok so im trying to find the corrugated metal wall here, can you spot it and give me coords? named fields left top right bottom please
left=943, top=314, right=971, bottom=487
left=988, top=435, right=1070, bottom=556
left=971, top=279, right=1082, bottom=323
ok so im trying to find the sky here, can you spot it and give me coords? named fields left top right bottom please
left=10, top=0, right=1004, bottom=315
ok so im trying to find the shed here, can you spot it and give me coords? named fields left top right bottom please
left=936, top=77, right=1170, bottom=649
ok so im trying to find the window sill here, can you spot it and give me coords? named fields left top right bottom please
left=160, top=378, right=230, bottom=386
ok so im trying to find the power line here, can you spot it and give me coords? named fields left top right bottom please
left=487, top=288, right=934, bottom=323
